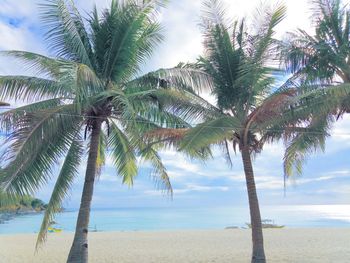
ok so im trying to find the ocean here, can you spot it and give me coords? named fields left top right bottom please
left=0, top=205, right=349, bottom=235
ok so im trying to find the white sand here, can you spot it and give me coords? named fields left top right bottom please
left=0, top=228, right=349, bottom=263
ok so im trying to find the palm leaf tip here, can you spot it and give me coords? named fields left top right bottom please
left=139, top=146, right=173, bottom=195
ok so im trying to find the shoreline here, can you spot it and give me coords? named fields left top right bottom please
left=1, top=225, right=350, bottom=236
left=0, top=228, right=349, bottom=262
left=0, top=210, right=42, bottom=224
left=1, top=224, right=350, bottom=236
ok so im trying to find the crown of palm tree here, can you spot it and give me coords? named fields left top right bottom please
left=177, top=1, right=297, bottom=163
left=151, top=0, right=350, bottom=181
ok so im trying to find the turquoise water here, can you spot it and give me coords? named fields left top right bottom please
left=0, top=205, right=349, bottom=234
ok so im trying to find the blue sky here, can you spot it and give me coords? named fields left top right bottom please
left=0, top=0, right=349, bottom=209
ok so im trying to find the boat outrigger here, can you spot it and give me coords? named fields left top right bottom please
left=246, top=219, right=285, bottom=229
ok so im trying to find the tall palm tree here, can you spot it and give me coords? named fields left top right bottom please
left=0, top=1, right=211, bottom=262
left=180, top=3, right=288, bottom=261
left=147, top=1, right=350, bottom=262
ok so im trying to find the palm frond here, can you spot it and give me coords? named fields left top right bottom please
left=92, top=0, right=163, bottom=82
left=96, top=128, right=107, bottom=176
left=144, top=127, right=188, bottom=146
left=108, top=120, right=138, bottom=186
left=134, top=88, right=218, bottom=124
left=201, top=0, right=229, bottom=27
left=139, top=147, right=172, bottom=195
left=0, top=105, right=82, bottom=195
left=283, top=114, right=331, bottom=178
left=282, top=0, right=350, bottom=83
left=251, top=3, right=286, bottom=63
left=0, top=98, right=63, bottom=132
left=40, top=0, right=93, bottom=66
left=1, top=51, right=73, bottom=79
left=128, top=67, right=214, bottom=94
left=0, top=76, right=71, bottom=102
left=36, top=137, right=83, bottom=249
left=180, top=116, right=241, bottom=154
left=249, top=89, right=296, bottom=129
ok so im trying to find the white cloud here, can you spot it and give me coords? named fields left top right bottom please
left=0, top=1, right=45, bottom=76
left=253, top=168, right=350, bottom=191
left=0, top=23, right=33, bottom=51
left=0, top=1, right=38, bottom=20
left=324, top=115, right=350, bottom=153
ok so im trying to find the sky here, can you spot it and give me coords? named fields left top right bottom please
left=0, top=0, right=349, bottom=209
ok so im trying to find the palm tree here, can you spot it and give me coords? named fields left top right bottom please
left=0, top=1, right=211, bottom=262
left=180, top=3, right=288, bottom=261
left=280, top=0, right=350, bottom=175
left=150, top=1, right=350, bottom=262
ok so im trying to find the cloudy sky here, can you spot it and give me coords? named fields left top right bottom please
left=0, top=0, right=349, bottom=209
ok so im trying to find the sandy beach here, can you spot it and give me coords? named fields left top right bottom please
left=0, top=228, right=349, bottom=263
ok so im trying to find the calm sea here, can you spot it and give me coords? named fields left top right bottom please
left=0, top=205, right=349, bottom=235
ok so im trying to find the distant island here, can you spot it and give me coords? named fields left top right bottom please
left=0, top=193, right=47, bottom=224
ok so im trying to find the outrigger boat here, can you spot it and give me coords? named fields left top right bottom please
left=48, top=227, right=63, bottom=233
left=246, top=219, right=285, bottom=229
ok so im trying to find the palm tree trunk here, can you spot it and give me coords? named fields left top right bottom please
left=241, top=145, right=266, bottom=263
left=67, top=120, right=102, bottom=263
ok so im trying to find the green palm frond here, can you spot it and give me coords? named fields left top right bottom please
left=283, top=114, right=331, bottom=178
left=1, top=52, right=103, bottom=105
left=108, top=121, right=138, bottom=186
left=137, top=105, right=191, bottom=129
left=91, top=0, right=163, bottom=82
left=282, top=0, right=350, bottom=83
left=197, top=1, right=286, bottom=112
left=139, top=146, right=172, bottom=194
left=0, top=98, right=63, bottom=132
left=137, top=88, right=218, bottom=124
left=0, top=76, right=71, bottom=102
left=40, top=0, right=93, bottom=66
left=198, top=23, right=240, bottom=110
left=250, top=3, right=286, bottom=63
left=0, top=106, right=82, bottom=195
left=201, top=0, right=229, bottom=27
left=96, top=129, right=107, bottom=175
left=1, top=51, right=72, bottom=79
left=36, top=137, right=83, bottom=249
left=180, top=116, right=241, bottom=154
left=129, top=67, right=214, bottom=94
